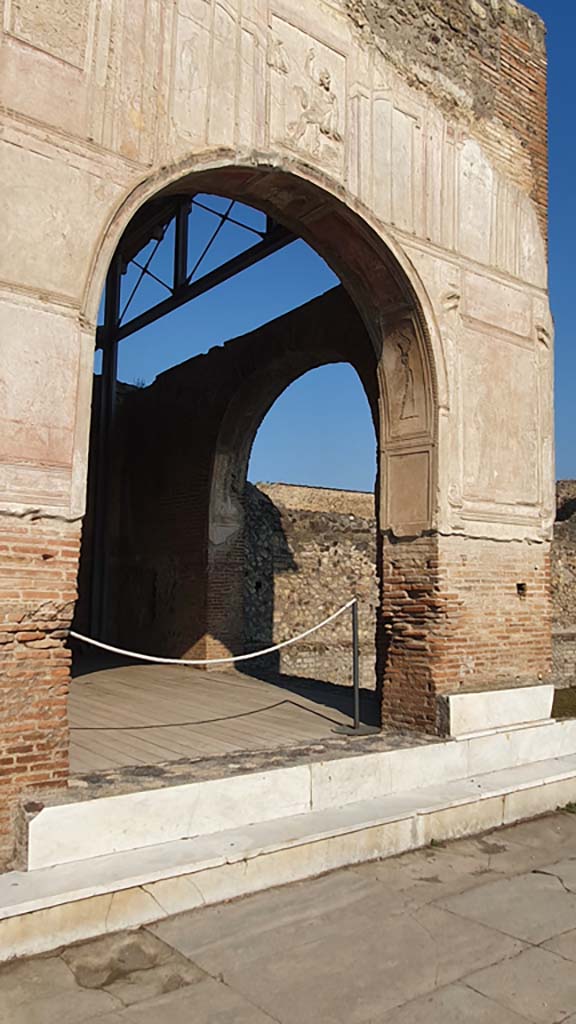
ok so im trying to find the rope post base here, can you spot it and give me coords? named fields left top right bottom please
left=333, top=599, right=380, bottom=736
left=333, top=722, right=381, bottom=736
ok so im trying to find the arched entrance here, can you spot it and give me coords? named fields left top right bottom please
left=0, top=0, right=555, bottom=873
left=74, top=163, right=440, bottom=747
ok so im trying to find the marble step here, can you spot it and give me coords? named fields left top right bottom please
left=27, top=717, right=576, bottom=870
left=3, top=751, right=576, bottom=962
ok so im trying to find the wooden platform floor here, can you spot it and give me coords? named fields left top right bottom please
left=70, top=658, right=378, bottom=773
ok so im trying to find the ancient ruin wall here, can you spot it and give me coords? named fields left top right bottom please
left=344, top=0, right=548, bottom=236
left=243, top=484, right=378, bottom=689
left=552, top=482, right=576, bottom=687
left=0, top=0, right=552, bottom=861
left=251, top=481, right=575, bottom=693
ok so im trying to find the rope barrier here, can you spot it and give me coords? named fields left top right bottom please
left=69, top=597, right=356, bottom=667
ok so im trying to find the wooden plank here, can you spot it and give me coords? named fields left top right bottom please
left=68, top=661, right=363, bottom=772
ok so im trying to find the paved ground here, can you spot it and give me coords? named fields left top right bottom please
left=4, top=811, right=576, bottom=1023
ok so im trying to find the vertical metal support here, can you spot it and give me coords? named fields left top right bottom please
left=174, top=200, right=190, bottom=291
left=352, top=599, right=360, bottom=731
left=91, top=254, right=121, bottom=640
left=333, top=598, right=379, bottom=736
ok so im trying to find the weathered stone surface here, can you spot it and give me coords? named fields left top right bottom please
left=9, top=812, right=576, bottom=1022
left=380, top=984, right=531, bottom=1023
left=0, top=0, right=554, bottom=861
left=61, top=929, right=206, bottom=1007
left=467, top=947, right=576, bottom=1023
left=153, top=871, right=523, bottom=1022
left=62, top=931, right=166, bottom=988
left=439, top=872, right=576, bottom=943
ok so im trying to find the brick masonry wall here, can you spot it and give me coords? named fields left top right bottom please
left=375, top=531, right=551, bottom=732
left=344, top=0, right=548, bottom=236
left=256, top=481, right=576, bottom=709
left=430, top=534, right=552, bottom=692
left=74, top=288, right=377, bottom=663
left=380, top=533, right=440, bottom=732
left=244, top=485, right=556, bottom=729
left=243, top=484, right=378, bottom=689
left=0, top=516, right=78, bottom=868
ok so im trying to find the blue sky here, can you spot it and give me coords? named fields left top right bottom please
left=529, top=0, right=575, bottom=480
left=111, top=0, right=574, bottom=491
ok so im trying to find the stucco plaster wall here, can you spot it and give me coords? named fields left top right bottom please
left=0, top=0, right=553, bottom=540
left=0, top=0, right=553, bottom=862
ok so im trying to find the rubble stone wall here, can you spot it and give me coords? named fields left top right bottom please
left=243, top=484, right=378, bottom=689
left=552, top=481, right=576, bottom=686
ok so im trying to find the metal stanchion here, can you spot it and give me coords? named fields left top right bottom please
left=334, top=599, right=380, bottom=736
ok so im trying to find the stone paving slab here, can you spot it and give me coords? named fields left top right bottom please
left=544, top=927, right=576, bottom=961
left=466, top=946, right=576, bottom=1023
left=3, top=810, right=576, bottom=1023
left=439, top=871, right=576, bottom=943
left=152, top=879, right=523, bottom=1022
left=378, top=983, right=532, bottom=1023
left=110, top=978, right=276, bottom=1022
left=0, top=986, right=120, bottom=1024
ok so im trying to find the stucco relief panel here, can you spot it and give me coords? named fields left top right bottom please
left=380, top=318, right=430, bottom=443
left=0, top=299, right=80, bottom=511
left=371, top=91, right=425, bottom=236
left=385, top=450, right=432, bottom=535
left=171, top=8, right=211, bottom=146
left=533, top=295, right=555, bottom=529
left=0, top=0, right=99, bottom=136
left=462, top=271, right=533, bottom=340
left=460, top=326, right=539, bottom=511
left=0, top=140, right=125, bottom=301
left=208, top=2, right=238, bottom=145
left=4, top=0, right=93, bottom=69
left=88, top=0, right=168, bottom=164
left=268, top=13, right=346, bottom=176
left=378, top=316, right=434, bottom=535
left=457, top=139, right=494, bottom=266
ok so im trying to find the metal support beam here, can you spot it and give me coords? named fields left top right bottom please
left=88, top=194, right=294, bottom=638
left=96, top=219, right=294, bottom=348
left=90, top=253, right=121, bottom=639
left=173, top=199, right=190, bottom=292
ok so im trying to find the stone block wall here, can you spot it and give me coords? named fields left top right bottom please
left=248, top=480, right=574, bottom=705
left=243, top=484, right=378, bottom=689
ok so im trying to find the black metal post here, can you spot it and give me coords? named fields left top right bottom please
left=91, top=254, right=121, bottom=639
left=173, top=199, right=190, bottom=292
left=333, top=598, right=380, bottom=736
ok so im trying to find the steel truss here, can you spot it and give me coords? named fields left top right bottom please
left=90, top=195, right=295, bottom=637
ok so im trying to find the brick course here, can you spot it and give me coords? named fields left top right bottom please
left=0, top=517, right=78, bottom=867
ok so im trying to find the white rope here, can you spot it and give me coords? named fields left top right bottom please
left=69, top=598, right=356, bottom=666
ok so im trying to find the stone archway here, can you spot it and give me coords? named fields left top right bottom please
left=0, top=0, right=554, bottom=867
left=205, top=285, right=379, bottom=673
left=82, top=164, right=440, bottom=736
